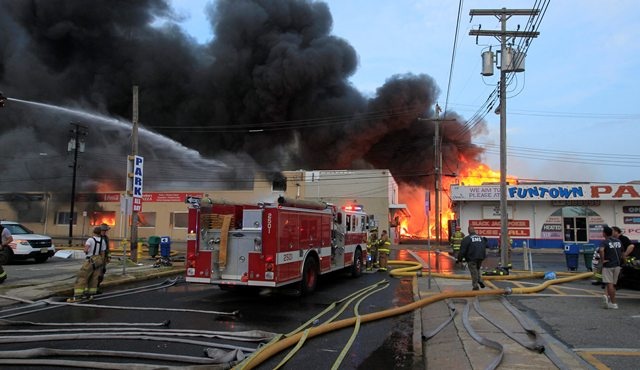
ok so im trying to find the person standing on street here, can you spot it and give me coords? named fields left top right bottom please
left=599, top=226, right=622, bottom=309
left=450, top=226, right=464, bottom=259
left=0, top=224, right=13, bottom=283
left=366, top=228, right=379, bottom=270
left=377, top=230, right=391, bottom=271
left=457, top=226, right=487, bottom=290
left=68, top=226, right=106, bottom=302
left=612, top=226, right=633, bottom=257
left=97, top=223, right=111, bottom=293
left=612, top=226, right=637, bottom=267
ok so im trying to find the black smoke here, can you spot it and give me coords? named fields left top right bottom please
left=0, top=0, right=486, bottom=193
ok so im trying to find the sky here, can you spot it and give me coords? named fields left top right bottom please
left=169, top=0, right=640, bottom=184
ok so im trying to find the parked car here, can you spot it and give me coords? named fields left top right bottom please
left=1, top=221, right=55, bottom=263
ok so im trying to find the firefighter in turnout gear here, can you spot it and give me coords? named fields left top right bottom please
left=450, top=226, right=464, bottom=259
left=366, top=228, right=379, bottom=271
left=0, top=224, right=13, bottom=284
left=68, top=227, right=106, bottom=302
left=377, top=230, right=391, bottom=271
left=97, top=223, right=111, bottom=293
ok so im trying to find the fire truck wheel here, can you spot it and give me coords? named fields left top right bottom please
left=351, top=248, right=363, bottom=278
left=301, top=257, right=319, bottom=295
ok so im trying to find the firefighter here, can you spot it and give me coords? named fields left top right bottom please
left=68, top=227, right=106, bottom=302
left=377, top=230, right=391, bottom=271
left=498, top=232, right=513, bottom=269
left=450, top=226, right=464, bottom=259
left=97, top=223, right=111, bottom=293
left=0, top=224, right=14, bottom=284
left=366, top=227, right=379, bottom=270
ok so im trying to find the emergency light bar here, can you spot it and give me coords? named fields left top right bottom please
left=342, top=205, right=363, bottom=212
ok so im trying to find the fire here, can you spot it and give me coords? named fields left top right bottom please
left=397, top=163, right=517, bottom=241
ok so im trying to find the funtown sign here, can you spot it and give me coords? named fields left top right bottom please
left=451, top=183, right=640, bottom=201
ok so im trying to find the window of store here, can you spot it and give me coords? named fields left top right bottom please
left=272, top=175, right=287, bottom=192
left=137, top=212, right=156, bottom=227
left=91, top=211, right=116, bottom=227
left=171, top=212, right=188, bottom=229
left=562, top=207, right=589, bottom=243
left=56, top=211, right=77, bottom=225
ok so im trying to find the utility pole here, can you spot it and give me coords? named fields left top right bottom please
left=67, top=122, right=87, bottom=246
left=434, top=104, right=442, bottom=247
left=469, top=8, right=539, bottom=266
left=129, top=86, right=140, bottom=262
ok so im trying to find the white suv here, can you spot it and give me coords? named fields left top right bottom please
left=1, top=221, right=55, bottom=263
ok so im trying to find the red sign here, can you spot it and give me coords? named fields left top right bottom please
left=469, top=219, right=530, bottom=238
left=476, top=228, right=531, bottom=237
left=141, top=192, right=205, bottom=202
left=469, top=219, right=530, bottom=228
left=132, top=197, right=143, bottom=212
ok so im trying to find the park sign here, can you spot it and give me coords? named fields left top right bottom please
left=127, top=155, right=144, bottom=212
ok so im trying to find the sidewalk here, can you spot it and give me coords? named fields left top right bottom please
left=0, top=257, right=184, bottom=307
left=410, top=250, right=592, bottom=370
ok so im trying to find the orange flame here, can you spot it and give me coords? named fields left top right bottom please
left=398, top=163, right=517, bottom=241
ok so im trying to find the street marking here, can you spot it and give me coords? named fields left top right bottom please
left=484, top=280, right=499, bottom=290
left=576, top=348, right=640, bottom=370
left=547, top=285, right=567, bottom=295
left=509, top=280, right=526, bottom=288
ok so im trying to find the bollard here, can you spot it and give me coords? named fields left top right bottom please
left=137, top=241, right=143, bottom=261
left=523, top=241, right=529, bottom=271
left=120, top=239, right=128, bottom=275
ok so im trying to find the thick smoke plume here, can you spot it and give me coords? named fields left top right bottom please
left=0, top=0, right=486, bottom=194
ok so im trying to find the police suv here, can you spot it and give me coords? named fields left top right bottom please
left=1, top=221, right=55, bottom=263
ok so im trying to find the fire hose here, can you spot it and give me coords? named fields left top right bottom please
left=272, top=281, right=390, bottom=370
left=237, top=266, right=593, bottom=369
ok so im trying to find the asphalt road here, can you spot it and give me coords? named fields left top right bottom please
left=1, top=247, right=639, bottom=369
left=0, top=256, right=420, bottom=369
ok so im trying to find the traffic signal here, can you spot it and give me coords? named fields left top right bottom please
left=0, top=91, right=5, bottom=107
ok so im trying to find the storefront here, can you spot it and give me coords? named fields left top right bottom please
left=451, top=183, right=640, bottom=248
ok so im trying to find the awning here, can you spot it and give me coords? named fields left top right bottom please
left=389, top=204, right=411, bottom=218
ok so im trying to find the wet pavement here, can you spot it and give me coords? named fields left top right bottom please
left=3, top=245, right=638, bottom=369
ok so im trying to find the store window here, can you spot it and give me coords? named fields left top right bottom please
left=56, top=212, right=77, bottom=225
left=562, top=207, right=589, bottom=243
left=137, top=212, right=156, bottom=227
left=272, top=175, right=287, bottom=192
left=171, top=212, right=188, bottom=228
left=91, top=211, right=116, bottom=227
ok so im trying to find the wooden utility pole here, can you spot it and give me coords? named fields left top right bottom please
left=469, top=8, right=539, bottom=266
left=434, top=104, right=442, bottom=247
left=129, top=86, right=140, bottom=262
left=67, top=122, right=87, bottom=246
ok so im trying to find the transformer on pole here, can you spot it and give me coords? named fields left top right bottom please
left=469, top=8, right=540, bottom=267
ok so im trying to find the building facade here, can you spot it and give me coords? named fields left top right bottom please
left=0, top=169, right=402, bottom=245
left=451, top=182, right=640, bottom=248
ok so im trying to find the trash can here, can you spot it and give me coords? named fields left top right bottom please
left=580, top=244, right=596, bottom=271
left=160, top=236, right=171, bottom=258
left=148, top=236, right=161, bottom=257
left=564, top=243, right=580, bottom=271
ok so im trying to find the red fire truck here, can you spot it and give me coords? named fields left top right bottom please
left=185, top=196, right=369, bottom=294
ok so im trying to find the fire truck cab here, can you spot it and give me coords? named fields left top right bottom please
left=185, top=196, right=369, bottom=294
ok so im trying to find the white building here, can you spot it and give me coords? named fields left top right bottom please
left=451, top=182, right=640, bottom=249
